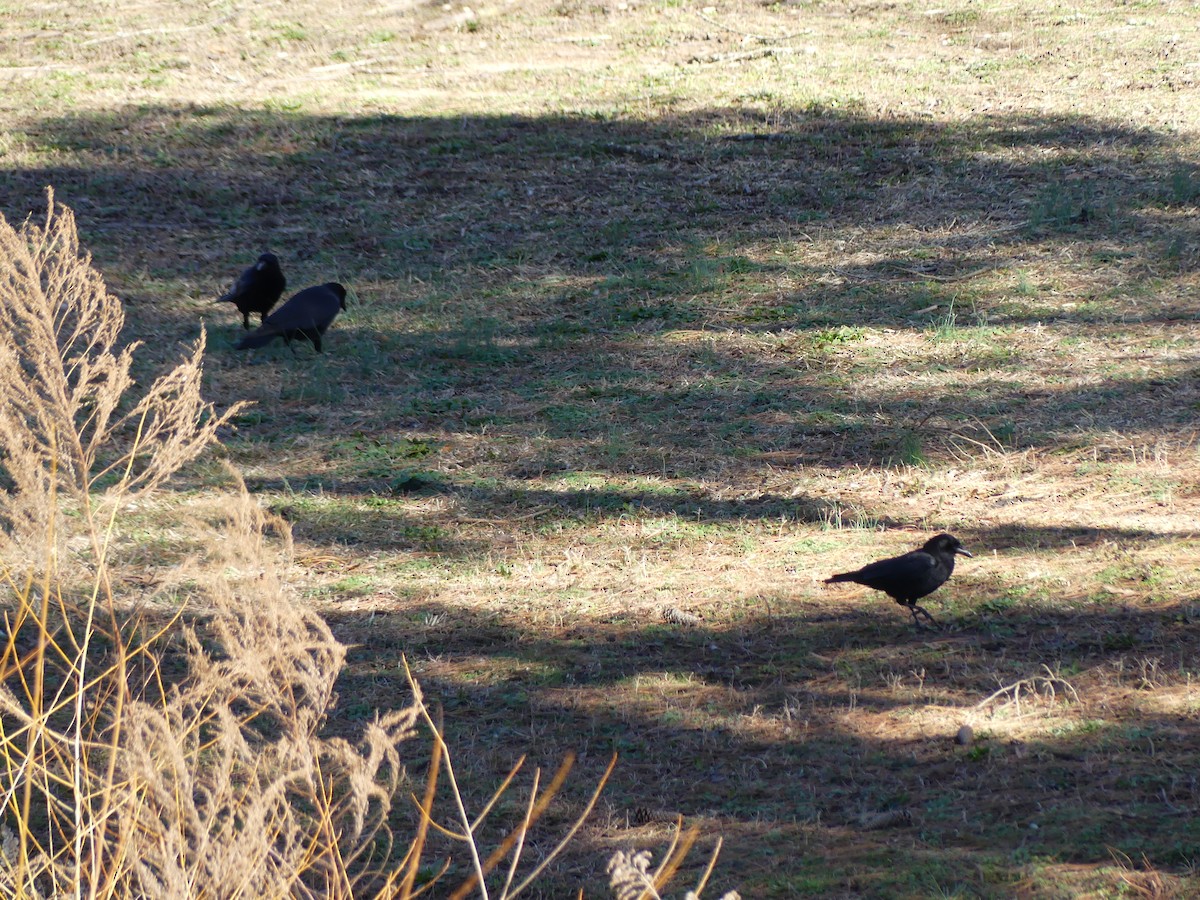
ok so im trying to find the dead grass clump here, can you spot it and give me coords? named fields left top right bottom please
left=113, top=493, right=420, bottom=899
left=0, top=188, right=237, bottom=566
left=1108, top=849, right=1180, bottom=900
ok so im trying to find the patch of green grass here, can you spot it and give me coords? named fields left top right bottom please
left=431, top=315, right=518, bottom=364
left=320, top=574, right=375, bottom=596
left=811, top=324, right=866, bottom=350
left=876, top=428, right=926, bottom=467
left=941, top=7, right=981, bottom=26
left=978, top=591, right=1022, bottom=615
left=1027, top=182, right=1108, bottom=234
left=1164, top=166, right=1200, bottom=204
left=538, top=403, right=593, bottom=430
left=273, top=23, right=309, bottom=42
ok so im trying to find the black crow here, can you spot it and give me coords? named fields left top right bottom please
left=825, top=533, right=972, bottom=628
left=216, top=253, right=286, bottom=329
left=235, top=282, right=347, bottom=354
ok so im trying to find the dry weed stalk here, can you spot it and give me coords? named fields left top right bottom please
left=0, top=189, right=241, bottom=564
left=391, top=657, right=738, bottom=899
left=606, top=836, right=740, bottom=900
left=398, top=656, right=617, bottom=899
left=975, top=664, right=1081, bottom=714
left=1108, top=848, right=1177, bottom=899
left=111, top=491, right=421, bottom=899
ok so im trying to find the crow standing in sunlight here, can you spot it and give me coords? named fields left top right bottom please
left=825, top=534, right=973, bottom=629
left=216, top=252, right=286, bottom=329
left=235, top=282, right=347, bottom=354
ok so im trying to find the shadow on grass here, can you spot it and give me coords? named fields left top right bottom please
left=2, top=104, right=1198, bottom=480
left=206, top=313, right=1198, bottom=483
left=5, top=106, right=1196, bottom=286
left=243, top=469, right=1189, bottom=556
left=321, top=598, right=1200, bottom=893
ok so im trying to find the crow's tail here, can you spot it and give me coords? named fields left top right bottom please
left=235, top=329, right=279, bottom=350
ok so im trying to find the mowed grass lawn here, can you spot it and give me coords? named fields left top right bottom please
left=4, top=0, right=1200, bottom=895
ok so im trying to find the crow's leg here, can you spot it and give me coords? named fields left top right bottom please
left=910, top=603, right=940, bottom=629
left=243, top=312, right=251, bottom=329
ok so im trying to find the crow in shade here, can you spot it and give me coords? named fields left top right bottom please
left=235, top=282, right=347, bottom=354
left=216, top=253, right=286, bottom=329
left=825, top=533, right=972, bottom=629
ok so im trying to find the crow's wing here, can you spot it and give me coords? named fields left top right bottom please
left=851, top=550, right=936, bottom=589
left=219, top=264, right=257, bottom=302
left=263, top=286, right=338, bottom=329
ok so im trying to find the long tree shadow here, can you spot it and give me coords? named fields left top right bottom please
left=6, top=106, right=1192, bottom=279
left=5, top=104, right=1195, bottom=483
left=252, top=464, right=1191, bottom=556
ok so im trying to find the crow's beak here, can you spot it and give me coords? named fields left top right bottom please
left=955, top=547, right=973, bottom=558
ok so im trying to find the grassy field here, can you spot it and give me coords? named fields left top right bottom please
left=4, top=0, right=1200, bottom=895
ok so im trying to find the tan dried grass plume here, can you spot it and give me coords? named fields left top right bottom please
left=111, top=490, right=420, bottom=899
left=0, top=188, right=242, bottom=563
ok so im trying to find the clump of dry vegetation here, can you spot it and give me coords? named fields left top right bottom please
left=0, top=193, right=731, bottom=898
left=0, top=191, right=422, bottom=897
